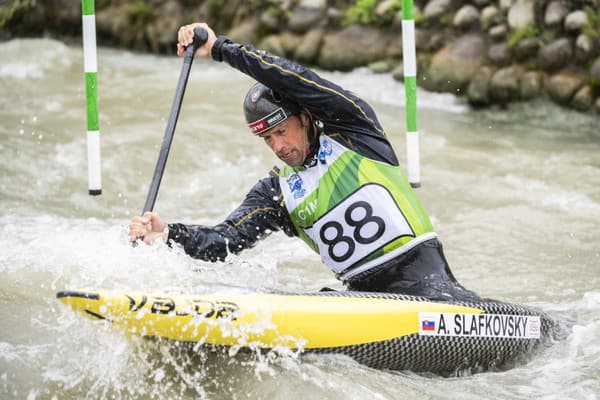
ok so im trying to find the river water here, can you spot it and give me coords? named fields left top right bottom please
left=1, top=38, right=599, bottom=399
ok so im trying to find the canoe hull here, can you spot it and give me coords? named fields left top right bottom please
left=56, top=289, right=556, bottom=373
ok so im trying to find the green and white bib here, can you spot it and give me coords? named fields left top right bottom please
left=280, top=135, right=437, bottom=281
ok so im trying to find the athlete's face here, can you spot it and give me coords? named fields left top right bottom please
left=258, top=115, right=310, bottom=167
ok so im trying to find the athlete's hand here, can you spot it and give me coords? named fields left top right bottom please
left=176, top=22, right=217, bottom=59
left=129, top=211, right=168, bottom=245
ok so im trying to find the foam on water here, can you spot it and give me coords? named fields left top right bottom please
left=0, top=211, right=310, bottom=399
left=0, top=213, right=290, bottom=293
left=3, top=215, right=595, bottom=399
left=1, top=38, right=599, bottom=399
left=0, top=39, right=73, bottom=80
left=503, top=174, right=600, bottom=214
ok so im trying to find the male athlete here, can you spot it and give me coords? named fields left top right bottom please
left=129, top=23, right=478, bottom=301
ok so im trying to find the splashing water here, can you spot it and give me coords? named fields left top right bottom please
left=1, top=38, right=599, bottom=399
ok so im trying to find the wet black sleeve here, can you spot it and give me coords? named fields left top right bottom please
left=211, top=36, right=399, bottom=166
left=166, top=171, right=297, bottom=261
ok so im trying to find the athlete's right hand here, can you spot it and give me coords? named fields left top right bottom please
left=129, top=211, right=168, bottom=245
left=176, top=22, right=217, bottom=59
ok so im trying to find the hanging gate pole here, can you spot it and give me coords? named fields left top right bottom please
left=82, top=0, right=102, bottom=195
left=402, top=0, right=420, bottom=188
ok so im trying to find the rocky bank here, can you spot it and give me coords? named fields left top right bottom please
left=2, top=0, right=600, bottom=114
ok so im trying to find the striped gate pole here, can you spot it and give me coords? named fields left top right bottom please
left=402, top=0, right=420, bottom=188
left=82, top=0, right=102, bottom=195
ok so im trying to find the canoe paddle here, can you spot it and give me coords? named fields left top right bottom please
left=141, top=27, right=208, bottom=214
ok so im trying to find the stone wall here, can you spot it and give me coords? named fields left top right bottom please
left=2, top=0, right=599, bottom=113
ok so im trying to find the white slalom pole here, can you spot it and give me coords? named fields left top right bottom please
left=82, top=0, right=101, bottom=195
left=402, top=0, right=420, bottom=188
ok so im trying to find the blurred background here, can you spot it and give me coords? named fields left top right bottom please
left=2, top=0, right=600, bottom=113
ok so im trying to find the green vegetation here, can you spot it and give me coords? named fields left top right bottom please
left=439, top=13, right=454, bottom=28
left=589, top=69, right=598, bottom=89
left=344, top=0, right=402, bottom=27
left=208, top=0, right=227, bottom=15
left=250, top=0, right=289, bottom=19
left=524, top=62, right=539, bottom=71
left=414, top=10, right=425, bottom=26
left=96, top=0, right=117, bottom=7
left=541, top=28, right=557, bottom=45
left=0, top=0, right=35, bottom=29
left=345, top=0, right=378, bottom=25
left=583, top=6, right=599, bottom=38
left=126, top=0, right=155, bottom=27
left=507, top=24, right=539, bottom=48
left=481, top=12, right=505, bottom=30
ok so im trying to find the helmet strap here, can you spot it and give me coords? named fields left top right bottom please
left=299, top=109, right=321, bottom=164
left=304, top=126, right=321, bottom=167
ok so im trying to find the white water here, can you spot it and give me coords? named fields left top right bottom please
left=1, top=38, right=599, bottom=399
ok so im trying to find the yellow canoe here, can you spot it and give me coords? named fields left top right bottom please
left=57, top=289, right=556, bottom=373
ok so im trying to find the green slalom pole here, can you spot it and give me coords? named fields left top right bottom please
left=82, top=0, right=101, bottom=195
left=402, top=0, right=420, bottom=188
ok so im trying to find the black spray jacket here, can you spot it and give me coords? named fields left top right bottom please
left=167, top=36, right=399, bottom=263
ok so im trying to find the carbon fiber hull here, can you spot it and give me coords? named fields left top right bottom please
left=304, top=291, right=557, bottom=373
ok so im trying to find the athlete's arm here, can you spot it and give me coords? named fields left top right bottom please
left=212, top=37, right=399, bottom=165
left=176, top=23, right=398, bottom=165
left=167, top=172, right=297, bottom=261
left=212, top=38, right=379, bottom=131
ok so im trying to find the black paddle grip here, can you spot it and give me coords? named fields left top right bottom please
left=193, top=27, right=208, bottom=48
left=184, top=27, right=209, bottom=60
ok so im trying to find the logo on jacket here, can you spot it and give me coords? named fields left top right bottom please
left=286, top=173, right=306, bottom=199
left=318, top=138, right=333, bottom=163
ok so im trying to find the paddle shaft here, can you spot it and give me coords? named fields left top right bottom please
left=142, top=27, right=208, bottom=214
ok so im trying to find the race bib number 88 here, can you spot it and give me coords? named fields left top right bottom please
left=310, top=184, right=414, bottom=273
